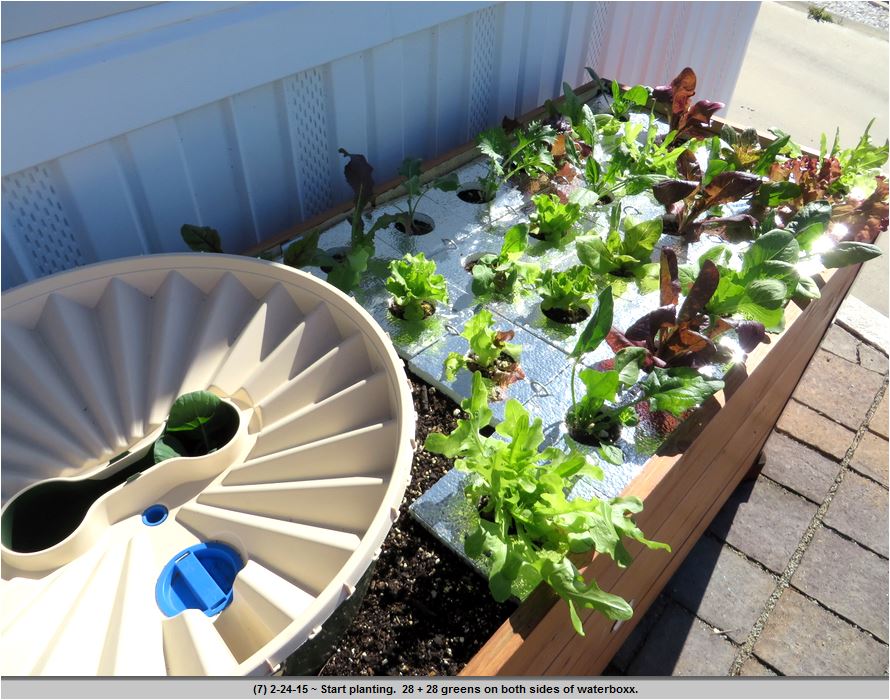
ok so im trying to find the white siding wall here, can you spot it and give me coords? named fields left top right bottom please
left=1, top=1, right=759, bottom=289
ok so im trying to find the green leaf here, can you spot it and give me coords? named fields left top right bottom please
left=702, top=159, right=730, bottom=187
left=742, top=230, right=799, bottom=275
left=754, top=181, right=801, bottom=207
left=622, top=217, right=663, bottom=260
left=821, top=242, right=883, bottom=269
left=624, top=84, right=650, bottom=106
left=153, top=434, right=186, bottom=464
left=166, top=391, right=221, bottom=432
left=578, top=368, right=620, bottom=402
left=752, top=134, right=790, bottom=175
left=283, top=230, right=321, bottom=269
left=433, top=172, right=460, bottom=192
left=746, top=278, right=789, bottom=309
left=795, top=275, right=822, bottom=300
left=181, top=224, right=223, bottom=253
left=787, top=200, right=832, bottom=250
left=571, top=286, right=614, bottom=358
left=640, top=368, right=723, bottom=417
left=541, top=556, right=633, bottom=631
left=501, top=224, right=529, bottom=259
left=613, top=347, right=647, bottom=387
left=597, top=443, right=624, bottom=465
left=326, top=243, right=372, bottom=292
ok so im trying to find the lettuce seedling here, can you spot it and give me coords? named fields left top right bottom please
left=720, top=126, right=797, bottom=176
left=563, top=283, right=725, bottom=455
left=470, top=224, right=541, bottom=298
left=478, top=121, right=557, bottom=191
left=385, top=253, right=449, bottom=321
left=610, top=248, right=770, bottom=361
left=393, top=157, right=460, bottom=234
left=537, top=265, right=598, bottom=324
left=529, top=193, right=583, bottom=244
left=444, top=310, right=524, bottom=395
left=565, top=349, right=645, bottom=448
left=424, top=371, right=670, bottom=634
left=583, top=67, right=650, bottom=123
left=280, top=150, right=401, bottom=292
left=825, top=119, right=889, bottom=196
left=575, top=204, right=662, bottom=287
left=608, top=80, right=651, bottom=122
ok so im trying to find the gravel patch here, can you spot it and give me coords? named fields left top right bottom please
left=819, top=1, right=888, bottom=31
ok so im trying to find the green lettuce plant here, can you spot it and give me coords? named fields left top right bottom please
left=424, top=371, right=670, bottom=635
left=537, top=265, right=598, bottom=324
left=575, top=205, right=662, bottom=290
left=477, top=121, right=557, bottom=191
left=529, top=193, right=583, bottom=244
left=444, top=310, right=524, bottom=395
left=385, top=253, right=449, bottom=321
left=469, top=224, right=541, bottom=298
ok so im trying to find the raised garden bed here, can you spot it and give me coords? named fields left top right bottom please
left=236, top=72, right=887, bottom=676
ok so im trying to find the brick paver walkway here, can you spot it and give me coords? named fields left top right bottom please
left=606, top=320, right=889, bottom=677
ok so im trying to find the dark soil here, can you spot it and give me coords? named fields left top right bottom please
left=566, top=408, right=623, bottom=447
left=389, top=300, right=436, bottom=321
left=318, top=368, right=516, bottom=676
left=541, top=305, right=590, bottom=325
left=457, top=188, right=493, bottom=204
left=320, top=252, right=347, bottom=274
left=394, top=218, right=434, bottom=236
left=466, top=351, right=524, bottom=390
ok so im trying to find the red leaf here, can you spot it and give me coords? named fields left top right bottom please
left=338, top=148, right=375, bottom=211
left=668, top=67, right=697, bottom=132
left=660, top=248, right=681, bottom=307
left=653, top=179, right=698, bottom=208
left=833, top=177, right=889, bottom=243
left=678, top=260, right=719, bottom=323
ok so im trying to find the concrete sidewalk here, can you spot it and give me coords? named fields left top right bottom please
left=724, top=0, right=889, bottom=317
left=605, top=304, right=889, bottom=676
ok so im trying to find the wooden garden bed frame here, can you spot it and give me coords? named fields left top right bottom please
left=244, top=81, right=870, bottom=676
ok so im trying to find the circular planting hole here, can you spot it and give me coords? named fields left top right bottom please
left=541, top=305, right=590, bottom=325
left=389, top=300, right=436, bottom=321
left=457, top=182, right=495, bottom=204
left=463, top=251, right=495, bottom=274
left=142, top=504, right=169, bottom=527
left=394, top=213, right=435, bottom=236
left=320, top=248, right=348, bottom=274
left=596, top=193, right=614, bottom=206
left=565, top=409, right=623, bottom=447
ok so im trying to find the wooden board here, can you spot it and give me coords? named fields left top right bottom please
left=460, top=263, right=860, bottom=676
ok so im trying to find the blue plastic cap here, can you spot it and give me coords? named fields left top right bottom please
left=156, top=542, right=244, bottom=617
left=142, top=504, right=168, bottom=526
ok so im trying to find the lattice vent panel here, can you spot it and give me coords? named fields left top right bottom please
left=2, top=166, right=85, bottom=277
left=584, top=2, right=609, bottom=76
left=468, top=5, right=498, bottom=136
left=283, top=67, right=334, bottom=219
